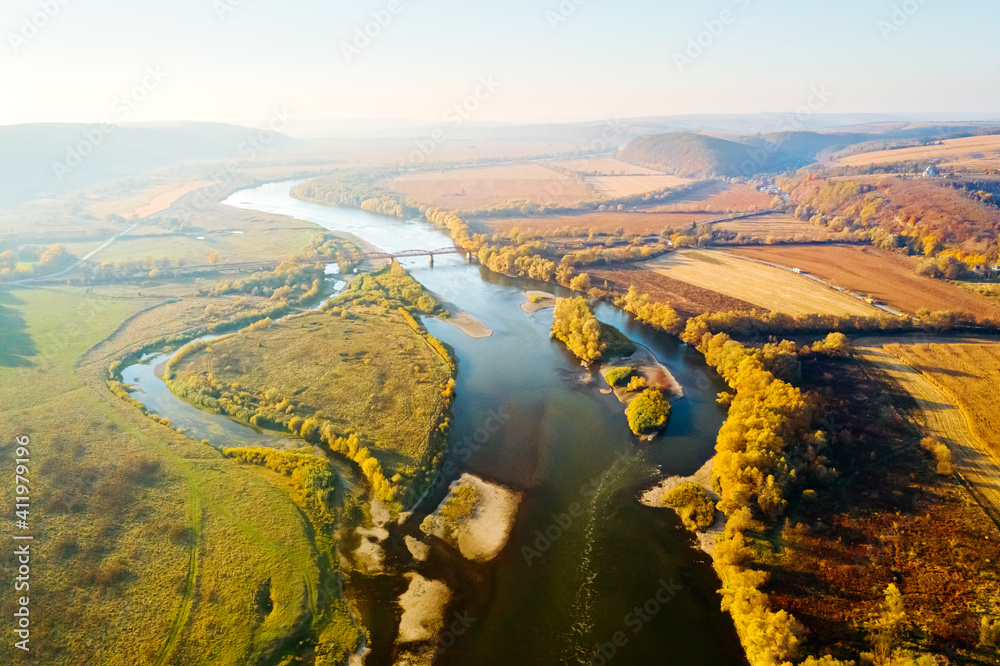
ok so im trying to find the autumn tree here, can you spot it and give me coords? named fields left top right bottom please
left=551, top=297, right=604, bottom=363
left=569, top=272, right=591, bottom=292
left=870, top=584, right=907, bottom=665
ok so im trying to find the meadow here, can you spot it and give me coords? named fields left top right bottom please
left=582, top=174, right=693, bottom=197
left=0, top=286, right=362, bottom=664
left=711, top=213, right=835, bottom=243
left=169, top=305, right=453, bottom=482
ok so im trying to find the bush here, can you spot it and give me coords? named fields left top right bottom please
left=626, top=376, right=647, bottom=392
left=920, top=437, right=954, bottom=476
left=625, top=388, right=671, bottom=435
left=812, top=332, right=852, bottom=357
left=663, top=482, right=716, bottom=531
left=440, top=484, right=481, bottom=523
left=604, top=366, right=634, bottom=388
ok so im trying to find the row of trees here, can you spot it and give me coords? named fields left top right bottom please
left=681, top=308, right=997, bottom=339
left=324, top=262, right=441, bottom=316
left=0, top=243, right=76, bottom=280
left=618, top=286, right=859, bottom=664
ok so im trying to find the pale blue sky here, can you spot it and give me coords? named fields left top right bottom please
left=2, top=0, right=998, bottom=127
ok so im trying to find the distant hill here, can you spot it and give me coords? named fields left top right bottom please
left=0, top=122, right=296, bottom=207
left=616, top=125, right=1000, bottom=178
left=616, top=133, right=760, bottom=178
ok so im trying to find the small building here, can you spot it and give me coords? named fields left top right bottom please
left=923, top=165, right=938, bottom=178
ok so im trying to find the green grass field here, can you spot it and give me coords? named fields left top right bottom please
left=0, top=285, right=362, bottom=664
left=169, top=305, right=453, bottom=482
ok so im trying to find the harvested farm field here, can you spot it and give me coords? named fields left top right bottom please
left=639, top=250, right=880, bottom=316
left=584, top=174, right=694, bottom=197
left=711, top=213, right=835, bottom=242
left=883, top=341, right=1000, bottom=464
left=549, top=158, right=666, bottom=175
left=728, top=244, right=1000, bottom=318
left=835, top=133, right=1000, bottom=171
left=587, top=264, right=757, bottom=317
left=385, top=164, right=594, bottom=210
left=643, top=182, right=774, bottom=213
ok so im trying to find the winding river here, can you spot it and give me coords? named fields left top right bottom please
left=124, top=181, right=747, bottom=665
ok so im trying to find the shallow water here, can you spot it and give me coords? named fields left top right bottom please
left=128, top=181, right=747, bottom=665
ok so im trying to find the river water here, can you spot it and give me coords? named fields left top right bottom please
left=128, top=181, right=747, bottom=665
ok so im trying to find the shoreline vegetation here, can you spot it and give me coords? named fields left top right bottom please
left=158, top=262, right=457, bottom=508
left=550, top=296, right=635, bottom=364
left=549, top=295, right=676, bottom=437
left=420, top=474, right=523, bottom=562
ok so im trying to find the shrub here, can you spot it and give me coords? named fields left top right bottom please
left=920, top=437, right=954, bottom=476
left=604, top=366, right=634, bottom=388
left=625, top=376, right=647, bottom=392
left=440, top=484, right=481, bottom=523
left=625, top=388, right=671, bottom=435
left=663, top=482, right=716, bottom=531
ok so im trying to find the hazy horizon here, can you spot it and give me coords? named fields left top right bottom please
left=4, top=0, right=1000, bottom=128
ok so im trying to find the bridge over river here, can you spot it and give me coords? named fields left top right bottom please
left=358, top=246, right=471, bottom=265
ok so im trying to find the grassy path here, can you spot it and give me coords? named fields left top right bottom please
left=154, top=482, right=202, bottom=666
left=855, top=339, right=1000, bottom=525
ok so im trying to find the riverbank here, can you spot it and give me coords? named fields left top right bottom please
left=640, top=456, right=723, bottom=555
left=520, top=289, right=557, bottom=313
left=434, top=293, right=493, bottom=339
left=421, top=474, right=522, bottom=562
left=600, top=341, right=684, bottom=402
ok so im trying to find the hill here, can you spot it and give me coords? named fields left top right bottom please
left=618, top=126, right=1000, bottom=178
left=617, top=131, right=867, bottom=177
left=617, top=133, right=759, bottom=178
left=0, top=122, right=296, bottom=207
